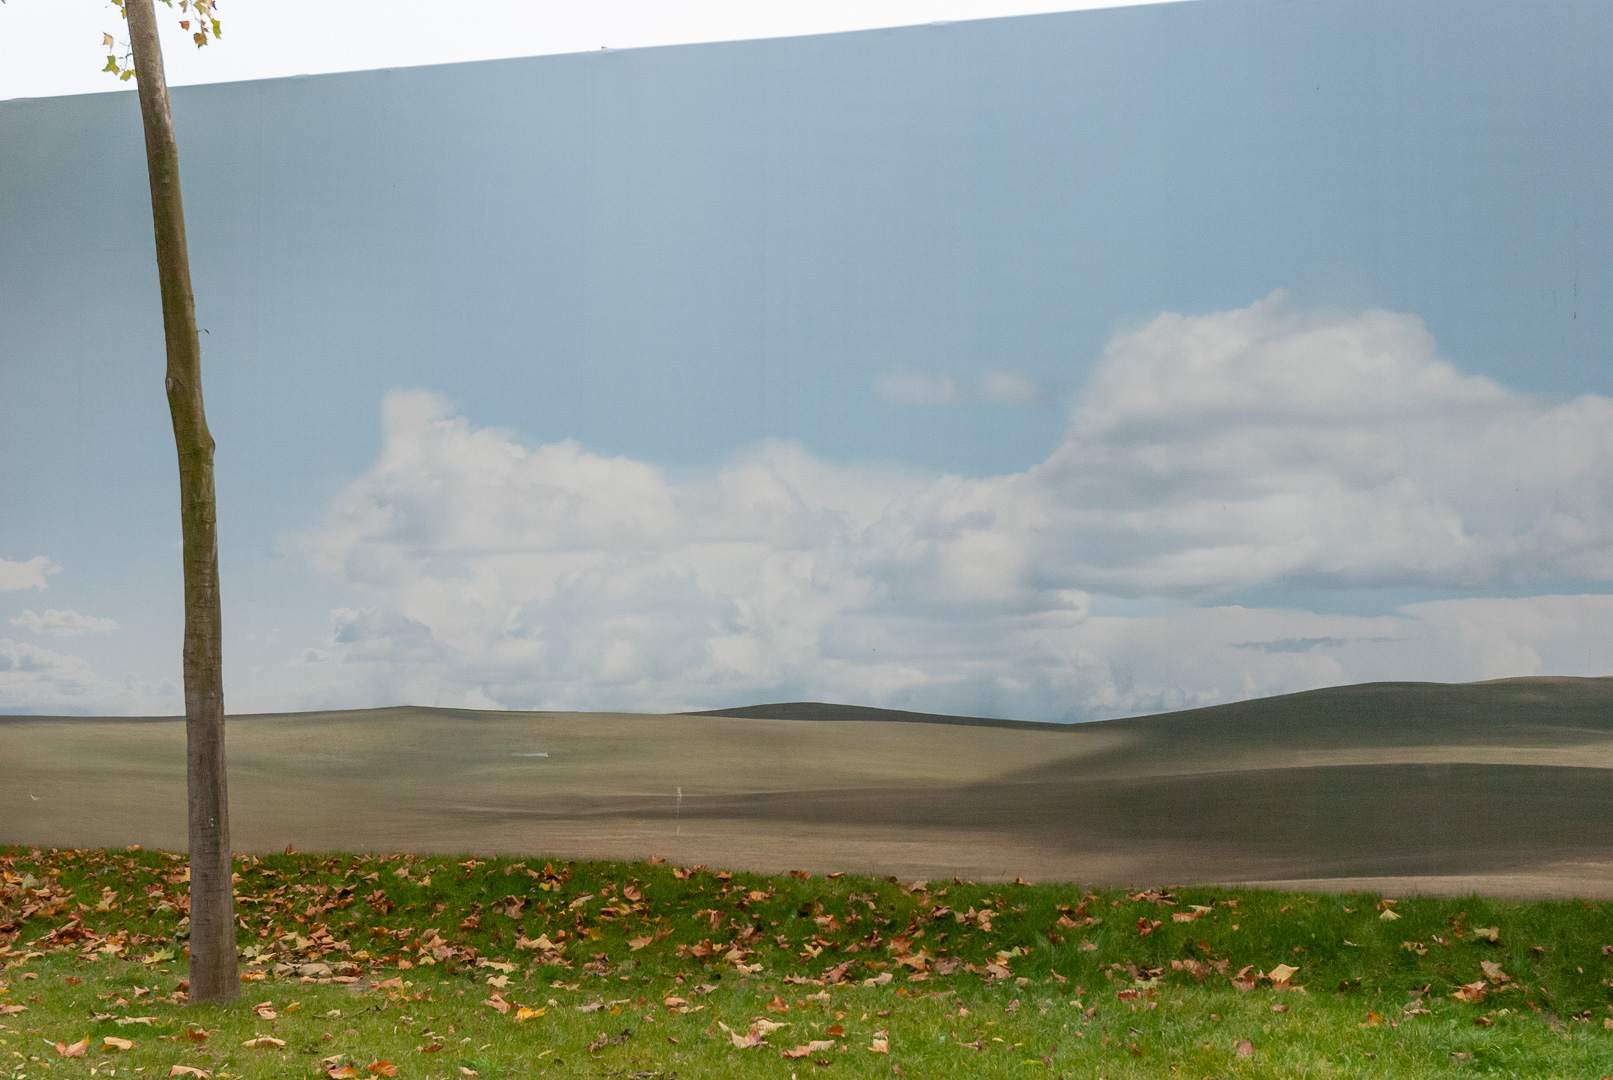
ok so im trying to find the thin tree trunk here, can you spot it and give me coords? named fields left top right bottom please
left=124, top=0, right=238, bottom=1004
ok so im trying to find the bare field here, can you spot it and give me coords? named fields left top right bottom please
left=5, top=676, right=1613, bottom=896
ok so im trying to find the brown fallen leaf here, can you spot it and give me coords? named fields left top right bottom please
left=1452, top=981, right=1488, bottom=1004
left=251, top=1001, right=277, bottom=1020
left=868, top=1036, right=890, bottom=1054
left=368, top=1061, right=399, bottom=1077
left=1234, top=1038, right=1254, bottom=1058
left=764, top=995, right=789, bottom=1013
left=169, top=1067, right=212, bottom=1078
left=1268, top=963, right=1300, bottom=990
left=0, top=1005, right=26, bottom=1016
left=54, top=1038, right=89, bottom=1058
left=1480, top=960, right=1511, bottom=985
left=325, top=1067, right=360, bottom=1079
left=627, top=935, right=653, bottom=951
left=1363, top=1011, right=1384, bottom=1025
left=243, top=1036, right=286, bottom=1049
left=482, top=993, right=512, bottom=1014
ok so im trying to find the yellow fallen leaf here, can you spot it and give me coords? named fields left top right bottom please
left=243, top=1036, right=286, bottom=1049
left=169, top=1067, right=212, bottom=1078
left=514, top=1005, right=546, bottom=1022
left=103, top=1036, right=134, bottom=1051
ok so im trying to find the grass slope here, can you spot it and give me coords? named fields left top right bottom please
left=4, top=846, right=1613, bottom=1079
left=4, top=677, right=1613, bottom=891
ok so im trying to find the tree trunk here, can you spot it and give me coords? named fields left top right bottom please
left=124, top=0, right=238, bottom=1004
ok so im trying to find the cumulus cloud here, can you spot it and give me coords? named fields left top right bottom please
left=0, top=556, right=59, bottom=592
left=295, top=295, right=1613, bottom=719
left=9, top=609, right=119, bottom=637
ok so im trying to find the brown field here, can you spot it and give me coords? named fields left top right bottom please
left=5, top=676, right=1613, bottom=897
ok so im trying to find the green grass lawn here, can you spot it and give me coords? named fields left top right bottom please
left=4, top=845, right=1613, bottom=1078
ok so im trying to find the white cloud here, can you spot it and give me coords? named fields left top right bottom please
left=9, top=609, right=119, bottom=637
left=0, top=556, right=59, bottom=592
left=295, top=296, right=1613, bottom=719
left=0, top=638, right=179, bottom=714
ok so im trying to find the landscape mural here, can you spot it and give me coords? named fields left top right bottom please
left=3, top=0, right=1613, bottom=1074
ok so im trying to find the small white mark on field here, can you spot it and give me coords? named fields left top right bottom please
left=515, top=752, right=549, bottom=757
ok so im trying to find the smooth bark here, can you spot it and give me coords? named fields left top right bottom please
left=124, top=0, right=238, bottom=1003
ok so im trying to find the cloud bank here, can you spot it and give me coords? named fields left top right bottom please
left=295, top=295, right=1613, bottom=719
left=9, top=609, right=120, bottom=637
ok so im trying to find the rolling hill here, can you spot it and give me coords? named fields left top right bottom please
left=5, top=677, right=1611, bottom=896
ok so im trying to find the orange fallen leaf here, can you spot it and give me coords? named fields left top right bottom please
left=325, top=1067, right=360, bottom=1079
left=1363, top=1011, right=1384, bottom=1025
left=1452, top=981, right=1488, bottom=1004
left=764, top=995, right=789, bottom=1013
left=54, top=1038, right=88, bottom=1058
left=368, top=1061, right=399, bottom=1077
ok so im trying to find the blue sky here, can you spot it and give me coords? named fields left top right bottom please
left=3, top=0, right=1612, bottom=720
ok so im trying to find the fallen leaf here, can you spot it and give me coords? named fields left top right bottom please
left=1268, top=964, right=1299, bottom=989
left=368, top=1061, right=399, bottom=1077
left=1480, top=960, right=1511, bottom=985
left=251, top=1001, right=278, bottom=1020
left=764, top=995, right=789, bottom=1013
left=627, top=936, right=653, bottom=951
left=1363, top=1011, right=1384, bottom=1025
left=54, top=1038, right=88, bottom=1058
left=169, top=1067, right=212, bottom=1078
left=103, top=1036, right=134, bottom=1051
left=1234, top=1038, right=1254, bottom=1058
left=868, top=1037, right=889, bottom=1054
left=514, top=1005, right=546, bottom=1022
left=0, top=1005, right=25, bottom=1016
left=325, top=1068, right=360, bottom=1079
left=116, top=1016, right=158, bottom=1026
left=1452, top=981, right=1489, bottom=1004
left=243, top=1036, right=286, bottom=1049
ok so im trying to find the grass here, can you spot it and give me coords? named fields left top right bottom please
left=5, top=845, right=1613, bottom=1078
